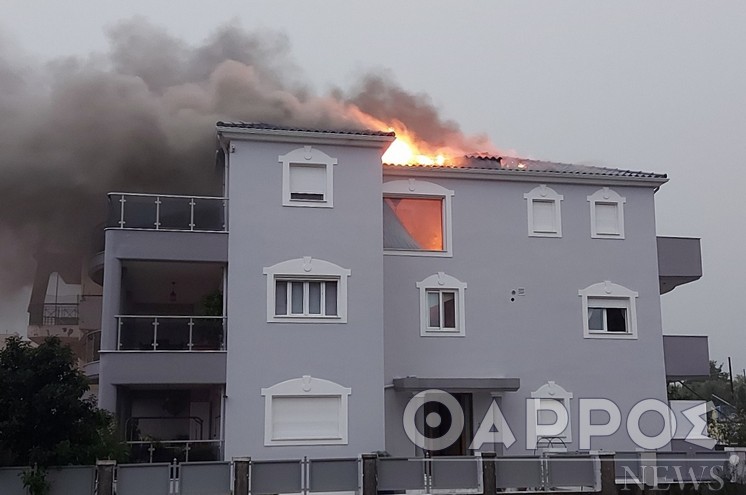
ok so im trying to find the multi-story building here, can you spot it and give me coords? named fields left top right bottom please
left=38, top=122, right=709, bottom=462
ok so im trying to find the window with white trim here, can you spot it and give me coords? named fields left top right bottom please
left=261, top=375, right=351, bottom=446
left=579, top=281, right=638, bottom=339
left=383, top=179, right=454, bottom=257
left=528, top=381, right=573, bottom=450
left=264, top=257, right=350, bottom=323
left=416, top=272, right=467, bottom=336
left=587, top=187, right=626, bottom=239
left=279, top=146, right=337, bottom=207
left=524, top=185, right=563, bottom=237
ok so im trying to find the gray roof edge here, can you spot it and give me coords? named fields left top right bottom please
left=392, top=377, right=521, bottom=392
left=383, top=166, right=669, bottom=187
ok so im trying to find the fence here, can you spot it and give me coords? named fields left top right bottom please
left=0, top=451, right=734, bottom=495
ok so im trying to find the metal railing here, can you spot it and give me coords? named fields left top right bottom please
left=116, top=315, right=226, bottom=351
left=28, top=302, right=80, bottom=326
left=107, top=192, right=227, bottom=232
left=126, top=439, right=223, bottom=464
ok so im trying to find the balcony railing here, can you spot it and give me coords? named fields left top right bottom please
left=83, top=330, right=101, bottom=363
left=126, top=439, right=222, bottom=463
left=107, top=192, right=227, bottom=232
left=117, top=316, right=226, bottom=351
left=28, top=302, right=80, bottom=326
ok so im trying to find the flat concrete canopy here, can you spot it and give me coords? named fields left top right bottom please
left=392, top=377, right=520, bottom=392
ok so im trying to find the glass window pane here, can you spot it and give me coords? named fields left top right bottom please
left=427, top=291, right=440, bottom=328
left=308, top=282, right=321, bottom=314
left=606, top=308, right=627, bottom=332
left=442, top=292, right=456, bottom=328
left=291, top=282, right=304, bottom=314
left=275, top=281, right=287, bottom=315
left=383, top=197, right=443, bottom=250
left=588, top=308, right=604, bottom=331
left=325, top=281, right=338, bottom=316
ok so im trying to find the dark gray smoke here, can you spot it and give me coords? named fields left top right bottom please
left=0, top=18, right=494, bottom=296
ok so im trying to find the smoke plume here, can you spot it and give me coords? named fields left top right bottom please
left=0, top=18, right=495, bottom=295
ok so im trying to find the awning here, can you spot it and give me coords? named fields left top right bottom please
left=392, top=377, right=520, bottom=392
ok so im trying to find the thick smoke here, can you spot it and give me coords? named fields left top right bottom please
left=0, top=19, right=494, bottom=296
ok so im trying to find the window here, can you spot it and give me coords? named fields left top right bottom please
left=528, top=381, right=573, bottom=450
left=275, top=280, right=338, bottom=317
left=279, top=146, right=337, bottom=207
left=587, top=187, right=625, bottom=238
left=262, top=376, right=351, bottom=446
left=579, top=281, right=638, bottom=339
left=417, top=272, right=467, bottom=336
left=524, top=185, right=563, bottom=237
left=383, top=179, right=454, bottom=257
left=264, top=257, right=350, bottom=323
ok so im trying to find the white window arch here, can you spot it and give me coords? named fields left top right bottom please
left=524, top=184, right=563, bottom=237
left=528, top=381, right=574, bottom=450
left=279, top=146, right=337, bottom=207
left=383, top=179, right=454, bottom=257
left=579, top=281, right=638, bottom=339
left=587, top=187, right=626, bottom=239
left=261, top=375, right=351, bottom=446
left=263, top=257, right=350, bottom=323
left=416, top=272, right=467, bottom=336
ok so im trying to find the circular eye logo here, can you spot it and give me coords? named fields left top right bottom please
left=402, top=389, right=464, bottom=451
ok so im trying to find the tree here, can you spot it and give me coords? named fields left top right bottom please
left=0, top=336, right=126, bottom=472
left=668, top=360, right=746, bottom=446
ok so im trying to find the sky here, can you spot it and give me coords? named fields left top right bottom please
left=0, top=1, right=744, bottom=373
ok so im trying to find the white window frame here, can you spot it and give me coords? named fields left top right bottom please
left=587, top=187, right=626, bottom=239
left=279, top=146, right=337, bottom=207
left=579, top=281, right=638, bottom=339
left=528, top=381, right=573, bottom=450
left=524, top=184, right=563, bottom=237
left=264, top=257, right=350, bottom=323
left=261, top=375, right=351, bottom=446
left=416, top=272, right=467, bottom=337
left=383, top=179, right=454, bottom=257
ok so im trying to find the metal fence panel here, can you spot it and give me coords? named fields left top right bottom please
left=377, top=458, right=426, bottom=492
left=180, top=461, right=231, bottom=495
left=0, top=467, right=28, bottom=495
left=430, top=457, right=481, bottom=491
left=546, top=455, right=597, bottom=489
left=308, top=458, right=359, bottom=493
left=494, top=457, right=543, bottom=490
left=251, top=460, right=302, bottom=495
left=117, top=463, right=171, bottom=495
left=47, top=466, right=95, bottom=495
left=614, top=452, right=641, bottom=482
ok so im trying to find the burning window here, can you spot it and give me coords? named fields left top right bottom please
left=383, top=197, right=443, bottom=251
left=382, top=179, right=454, bottom=256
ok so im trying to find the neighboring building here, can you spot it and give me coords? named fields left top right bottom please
left=34, top=122, right=709, bottom=462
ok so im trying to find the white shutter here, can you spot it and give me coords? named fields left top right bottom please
left=271, top=396, right=341, bottom=440
left=289, top=164, right=326, bottom=197
left=532, top=199, right=557, bottom=233
left=595, top=202, right=619, bottom=234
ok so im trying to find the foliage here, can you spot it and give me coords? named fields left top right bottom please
left=668, top=360, right=746, bottom=446
left=198, top=289, right=223, bottom=316
left=21, top=466, right=50, bottom=495
left=0, top=336, right=128, bottom=468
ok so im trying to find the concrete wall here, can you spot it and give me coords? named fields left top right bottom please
left=223, top=137, right=390, bottom=459
left=381, top=175, right=669, bottom=454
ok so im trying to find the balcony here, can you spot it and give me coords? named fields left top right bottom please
left=657, top=236, right=702, bottom=294
left=107, top=192, right=227, bottom=232
left=663, top=335, right=710, bottom=381
left=117, top=316, right=225, bottom=351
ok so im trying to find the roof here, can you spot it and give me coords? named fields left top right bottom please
left=385, top=154, right=667, bottom=180
left=216, top=121, right=396, bottom=137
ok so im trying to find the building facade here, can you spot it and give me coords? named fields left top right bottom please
left=37, top=122, right=708, bottom=462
